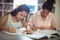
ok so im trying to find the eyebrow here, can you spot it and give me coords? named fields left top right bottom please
left=20, top=13, right=26, bottom=17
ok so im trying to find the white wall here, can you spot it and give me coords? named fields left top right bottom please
left=55, top=0, right=60, bottom=31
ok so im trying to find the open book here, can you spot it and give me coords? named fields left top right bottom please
left=25, top=29, right=59, bottom=39
left=2, top=28, right=59, bottom=39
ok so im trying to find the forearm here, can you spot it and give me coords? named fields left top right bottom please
left=0, top=26, right=16, bottom=33
left=38, top=26, right=56, bottom=30
left=0, top=26, right=9, bottom=32
left=50, top=26, right=56, bottom=30
left=22, top=20, right=28, bottom=27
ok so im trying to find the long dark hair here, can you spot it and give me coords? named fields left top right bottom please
left=4, top=4, right=29, bottom=16
left=42, top=0, right=55, bottom=12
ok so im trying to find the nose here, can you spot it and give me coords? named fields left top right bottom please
left=21, top=16, right=24, bottom=19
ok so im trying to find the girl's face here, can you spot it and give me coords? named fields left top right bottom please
left=16, top=11, right=28, bottom=21
left=41, top=9, right=49, bottom=17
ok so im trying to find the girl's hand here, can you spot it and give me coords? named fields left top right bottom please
left=31, top=26, right=37, bottom=31
left=22, top=19, right=28, bottom=27
left=24, top=29, right=33, bottom=34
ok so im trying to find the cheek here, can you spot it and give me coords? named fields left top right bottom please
left=45, top=10, right=49, bottom=13
left=17, top=14, right=20, bottom=18
left=18, top=15, right=24, bottom=20
left=24, top=13, right=27, bottom=16
left=16, top=14, right=21, bottom=20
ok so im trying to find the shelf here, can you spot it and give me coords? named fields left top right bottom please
left=4, top=3, right=13, bottom=4
left=5, top=2, right=13, bottom=4
left=0, top=0, right=3, bottom=3
left=0, top=4, right=3, bottom=10
left=0, top=17, right=2, bottom=18
left=4, top=10, right=12, bottom=11
left=0, top=10, right=3, bottom=11
left=0, top=0, right=13, bottom=18
left=4, top=0, right=13, bottom=3
left=0, top=17, right=2, bottom=20
left=0, top=11, right=2, bottom=17
left=0, top=3, right=3, bottom=4
left=4, top=5, right=13, bottom=10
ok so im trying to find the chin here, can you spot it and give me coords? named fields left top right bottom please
left=17, top=19, right=21, bottom=21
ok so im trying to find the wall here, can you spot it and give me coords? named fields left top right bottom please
left=55, top=0, right=60, bottom=31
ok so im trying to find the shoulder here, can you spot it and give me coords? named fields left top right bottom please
left=1, top=14, right=9, bottom=25
left=2, top=14, right=9, bottom=19
left=49, top=12, right=54, bottom=16
left=49, top=12, right=56, bottom=20
left=49, top=12, right=55, bottom=17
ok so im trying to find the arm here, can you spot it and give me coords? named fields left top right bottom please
left=0, top=14, right=9, bottom=31
left=51, top=16, right=56, bottom=30
left=22, top=19, right=28, bottom=27
left=24, top=14, right=38, bottom=34
left=46, top=15, right=56, bottom=30
left=28, top=14, right=38, bottom=31
left=0, top=14, right=16, bottom=33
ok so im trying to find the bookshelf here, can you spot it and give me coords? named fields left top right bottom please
left=0, top=0, right=13, bottom=19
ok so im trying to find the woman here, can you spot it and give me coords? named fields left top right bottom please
left=26, top=0, right=56, bottom=34
left=0, top=4, right=29, bottom=33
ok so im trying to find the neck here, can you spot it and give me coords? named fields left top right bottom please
left=12, top=16, right=18, bottom=22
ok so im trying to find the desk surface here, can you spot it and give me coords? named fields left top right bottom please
left=0, top=31, right=60, bottom=40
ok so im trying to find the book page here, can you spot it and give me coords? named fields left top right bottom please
left=25, top=29, right=58, bottom=39
left=2, top=27, right=26, bottom=35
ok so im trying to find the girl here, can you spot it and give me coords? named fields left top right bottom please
left=26, top=0, right=56, bottom=34
left=0, top=4, right=29, bottom=33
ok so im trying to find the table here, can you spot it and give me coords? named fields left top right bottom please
left=0, top=31, right=60, bottom=40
